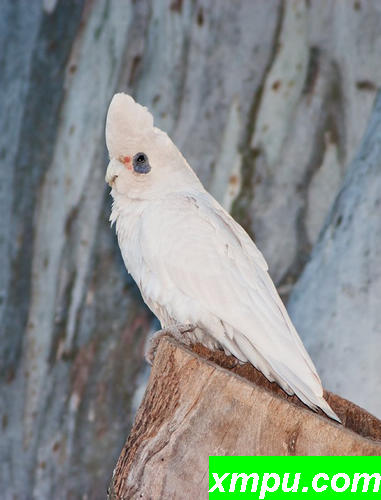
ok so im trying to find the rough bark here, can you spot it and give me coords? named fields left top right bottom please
left=109, top=338, right=381, bottom=500
left=288, top=90, right=381, bottom=417
left=1, top=0, right=381, bottom=497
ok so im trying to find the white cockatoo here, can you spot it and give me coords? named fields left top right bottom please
left=105, top=93, right=339, bottom=422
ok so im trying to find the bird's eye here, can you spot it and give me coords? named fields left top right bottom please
left=133, top=152, right=151, bottom=174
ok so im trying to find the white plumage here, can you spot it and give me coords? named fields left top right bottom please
left=105, top=93, right=339, bottom=422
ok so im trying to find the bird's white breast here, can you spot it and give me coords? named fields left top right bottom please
left=112, top=197, right=174, bottom=326
left=113, top=197, right=152, bottom=302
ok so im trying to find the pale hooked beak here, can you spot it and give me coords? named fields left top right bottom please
left=105, top=159, right=122, bottom=187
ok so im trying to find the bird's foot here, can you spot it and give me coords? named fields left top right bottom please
left=145, top=324, right=196, bottom=365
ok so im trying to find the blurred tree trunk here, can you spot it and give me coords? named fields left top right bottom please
left=1, top=0, right=381, bottom=498
left=288, top=91, right=381, bottom=417
left=0, top=2, right=152, bottom=499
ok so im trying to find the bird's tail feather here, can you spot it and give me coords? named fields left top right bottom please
left=232, top=330, right=341, bottom=422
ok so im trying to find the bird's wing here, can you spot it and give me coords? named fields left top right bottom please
left=140, top=192, right=331, bottom=414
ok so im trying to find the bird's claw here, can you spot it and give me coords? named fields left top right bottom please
left=145, top=324, right=196, bottom=365
left=145, top=330, right=172, bottom=365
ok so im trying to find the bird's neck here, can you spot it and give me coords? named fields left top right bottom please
left=110, top=193, right=145, bottom=227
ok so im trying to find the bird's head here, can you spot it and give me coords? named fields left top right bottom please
left=105, top=93, right=201, bottom=200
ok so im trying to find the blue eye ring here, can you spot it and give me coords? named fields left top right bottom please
left=133, top=152, right=151, bottom=174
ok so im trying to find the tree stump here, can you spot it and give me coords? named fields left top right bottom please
left=109, top=338, right=381, bottom=499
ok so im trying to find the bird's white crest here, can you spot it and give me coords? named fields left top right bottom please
left=106, top=93, right=154, bottom=159
left=105, top=92, right=340, bottom=422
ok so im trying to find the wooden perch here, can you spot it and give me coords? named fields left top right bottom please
left=109, top=338, right=381, bottom=499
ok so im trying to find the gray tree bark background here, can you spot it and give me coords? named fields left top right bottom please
left=0, top=0, right=380, bottom=498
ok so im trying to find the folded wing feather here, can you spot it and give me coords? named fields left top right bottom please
left=140, top=191, right=339, bottom=420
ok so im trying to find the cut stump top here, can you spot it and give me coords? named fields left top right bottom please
left=109, top=338, right=381, bottom=499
